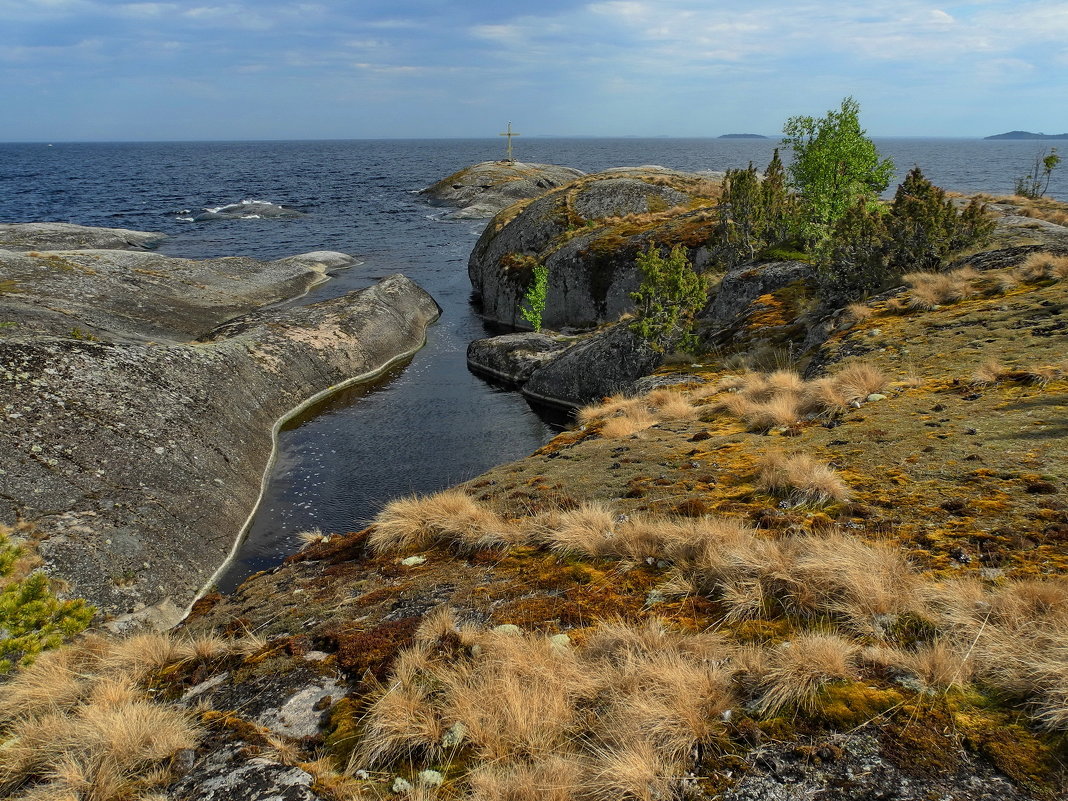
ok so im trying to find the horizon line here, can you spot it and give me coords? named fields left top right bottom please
left=0, top=134, right=1015, bottom=146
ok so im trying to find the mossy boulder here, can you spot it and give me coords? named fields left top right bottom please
left=420, top=160, right=584, bottom=220
left=468, top=168, right=722, bottom=329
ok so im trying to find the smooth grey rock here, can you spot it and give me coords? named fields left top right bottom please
left=522, top=324, right=662, bottom=409
left=0, top=239, right=441, bottom=625
left=0, top=222, right=165, bottom=252
left=420, top=160, right=584, bottom=219
left=466, top=332, right=575, bottom=385
left=0, top=245, right=355, bottom=343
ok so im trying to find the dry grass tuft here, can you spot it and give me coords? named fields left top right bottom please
left=583, top=738, right=673, bottom=801
left=1020, top=363, right=1065, bottom=387
left=599, top=406, right=657, bottom=439
left=906, top=640, right=974, bottom=689
left=904, top=267, right=980, bottom=309
left=576, top=394, right=643, bottom=426
left=844, top=302, right=874, bottom=324
left=722, top=393, right=802, bottom=432
left=971, top=358, right=1005, bottom=386
left=830, top=363, right=887, bottom=404
left=792, top=534, right=920, bottom=637
left=0, top=635, right=206, bottom=801
left=369, top=489, right=514, bottom=554
left=539, top=502, right=620, bottom=558
left=647, top=390, right=699, bottom=421
left=467, top=756, right=583, bottom=801
left=1017, top=251, right=1068, bottom=282
left=296, top=528, right=328, bottom=548
left=755, top=452, right=851, bottom=505
left=756, top=633, right=858, bottom=714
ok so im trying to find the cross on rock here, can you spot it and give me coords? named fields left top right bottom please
left=499, top=122, right=521, bottom=162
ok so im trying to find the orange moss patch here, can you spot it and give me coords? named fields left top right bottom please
left=327, top=617, right=422, bottom=682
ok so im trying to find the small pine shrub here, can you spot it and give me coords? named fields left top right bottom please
left=629, top=244, right=712, bottom=354
left=816, top=168, right=994, bottom=304
left=711, top=150, right=801, bottom=269
left=0, top=528, right=94, bottom=674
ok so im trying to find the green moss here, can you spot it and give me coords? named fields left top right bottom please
left=323, top=696, right=361, bottom=767
left=811, top=682, right=905, bottom=729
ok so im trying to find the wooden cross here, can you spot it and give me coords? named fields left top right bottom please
left=499, top=121, right=520, bottom=162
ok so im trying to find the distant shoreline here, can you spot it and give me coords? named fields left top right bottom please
left=985, top=130, right=1068, bottom=140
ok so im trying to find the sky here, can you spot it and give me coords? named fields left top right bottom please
left=1, top=0, right=1066, bottom=141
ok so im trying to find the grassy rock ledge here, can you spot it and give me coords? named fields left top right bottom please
left=173, top=200, right=1068, bottom=801
left=0, top=223, right=440, bottom=629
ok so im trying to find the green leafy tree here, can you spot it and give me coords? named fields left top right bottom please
left=782, top=97, right=894, bottom=242
left=1014, top=148, right=1061, bottom=198
left=519, top=263, right=548, bottom=332
left=629, top=244, right=712, bottom=353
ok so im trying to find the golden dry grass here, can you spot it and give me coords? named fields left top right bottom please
left=830, top=363, right=887, bottom=404
left=598, top=406, right=657, bottom=439
left=369, top=489, right=515, bottom=554
left=904, top=267, right=980, bottom=309
left=755, top=451, right=851, bottom=505
left=0, top=633, right=219, bottom=801
left=845, top=302, right=874, bottom=323
left=1018, top=251, right=1068, bottom=282
left=467, top=756, right=583, bottom=801
left=756, top=633, right=858, bottom=714
left=538, top=502, right=620, bottom=558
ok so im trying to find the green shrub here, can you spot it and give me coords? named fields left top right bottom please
left=712, top=150, right=800, bottom=269
left=886, top=167, right=995, bottom=272
left=629, top=244, right=712, bottom=353
left=519, top=263, right=548, bottom=332
left=0, top=530, right=94, bottom=674
left=1014, top=148, right=1061, bottom=199
left=816, top=167, right=995, bottom=304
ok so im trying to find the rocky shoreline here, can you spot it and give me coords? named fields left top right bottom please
left=0, top=223, right=440, bottom=628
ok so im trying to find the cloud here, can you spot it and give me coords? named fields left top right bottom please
left=3, top=0, right=1068, bottom=139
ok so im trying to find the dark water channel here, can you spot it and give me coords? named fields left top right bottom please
left=2, top=136, right=1061, bottom=591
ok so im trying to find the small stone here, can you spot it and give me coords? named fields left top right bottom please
left=400, top=555, right=426, bottom=567
left=866, top=393, right=887, bottom=402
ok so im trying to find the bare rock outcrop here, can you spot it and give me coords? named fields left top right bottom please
left=0, top=222, right=166, bottom=252
left=420, top=160, right=584, bottom=220
left=468, top=168, right=721, bottom=329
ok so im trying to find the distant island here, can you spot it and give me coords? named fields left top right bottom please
left=718, top=133, right=769, bottom=139
left=984, top=130, right=1068, bottom=140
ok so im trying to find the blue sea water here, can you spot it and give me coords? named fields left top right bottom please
left=0, top=137, right=1062, bottom=588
